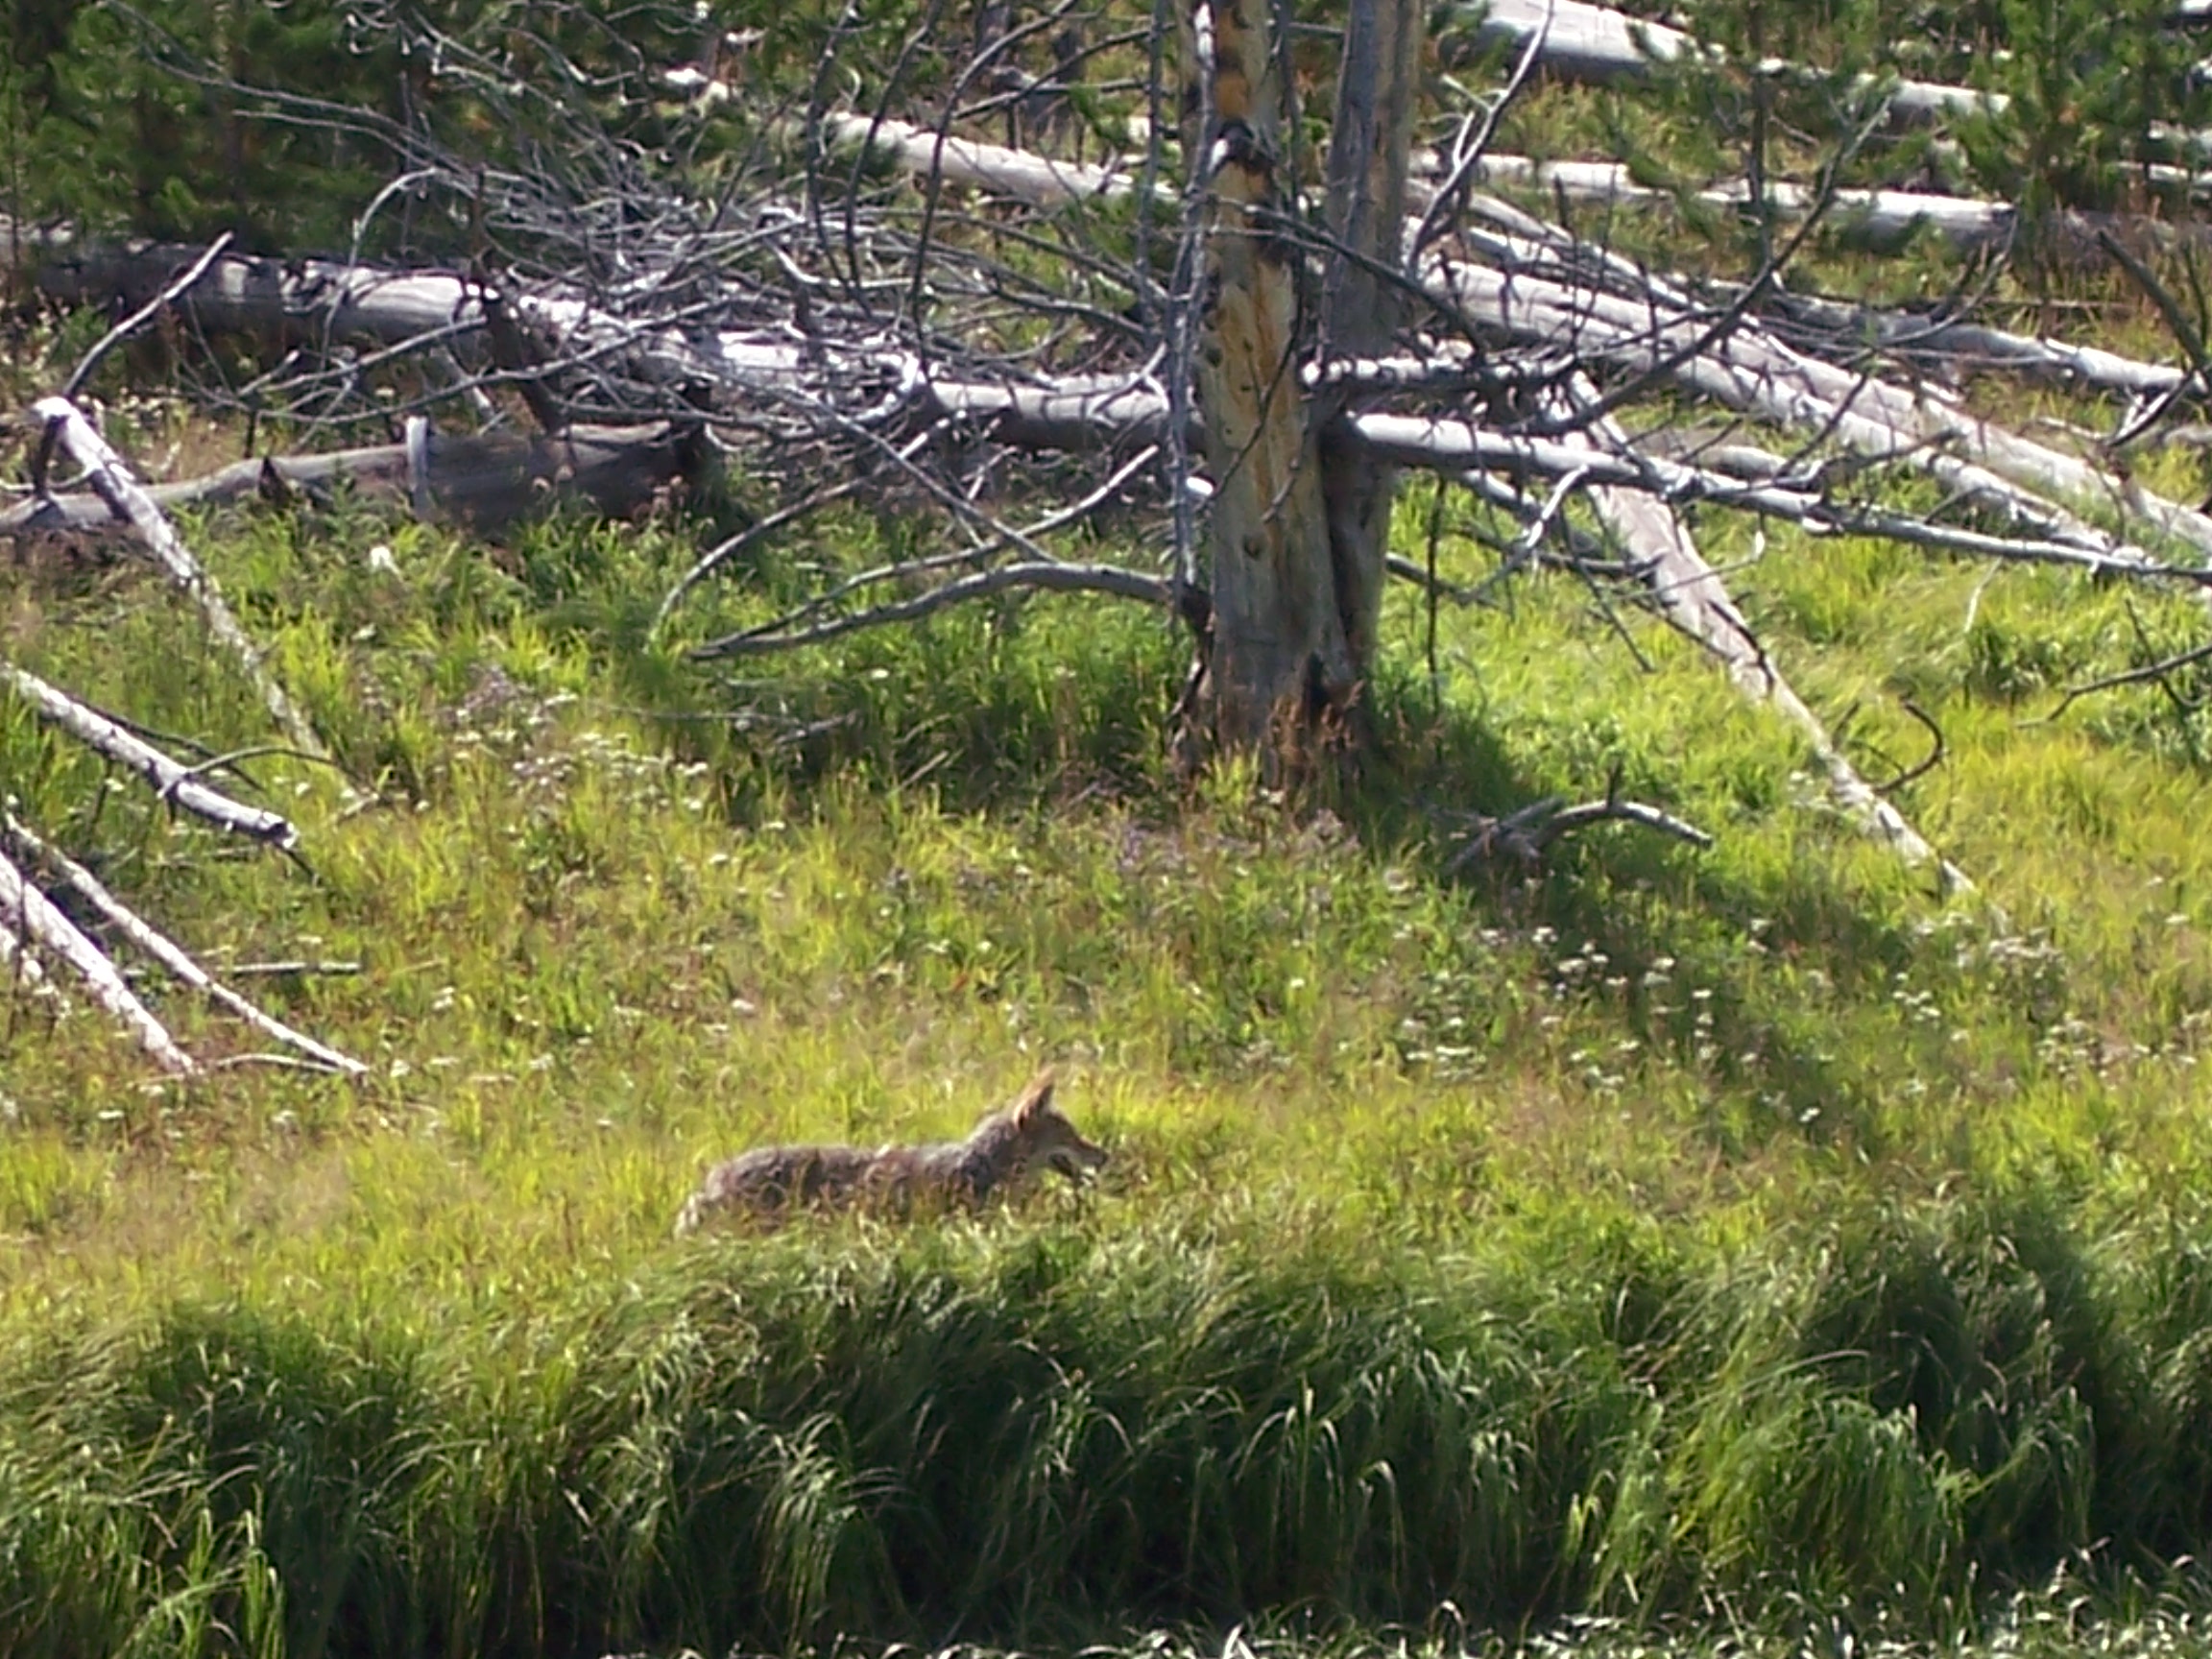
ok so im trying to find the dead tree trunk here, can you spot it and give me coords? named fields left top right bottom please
left=1184, top=0, right=1420, bottom=768
left=1319, top=0, right=1421, bottom=686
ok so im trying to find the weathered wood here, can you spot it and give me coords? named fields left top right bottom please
left=45, top=233, right=2207, bottom=601
left=1358, top=411, right=2203, bottom=580
left=1460, top=0, right=1999, bottom=123
left=0, top=846, right=198, bottom=1076
left=1533, top=378, right=1969, bottom=889
left=1419, top=248, right=2212, bottom=565
left=1184, top=0, right=1346, bottom=755
left=31, top=397, right=327, bottom=760
left=1319, top=0, right=1423, bottom=685
left=1434, top=155, right=2026, bottom=249
left=819, top=111, right=1159, bottom=206
left=3, top=421, right=694, bottom=540
left=1457, top=0, right=2212, bottom=176
left=1, top=664, right=299, bottom=847
left=2, top=812, right=366, bottom=1075
left=1763, top=289, right=2194, bottom=400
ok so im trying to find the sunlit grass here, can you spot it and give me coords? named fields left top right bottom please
left=20, top=230, right=2212, bottom=1654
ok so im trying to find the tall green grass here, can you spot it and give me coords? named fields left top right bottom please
left=12, top=1194, right=2212, bottom=1657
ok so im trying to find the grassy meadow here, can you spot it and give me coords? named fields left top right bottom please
left=12, top=378, right=2212, bottom=1657
left=21, top=0, right=2212, bottom=1650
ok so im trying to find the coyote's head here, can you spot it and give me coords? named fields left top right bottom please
left=999, top=1070, right=1109, bottom=1185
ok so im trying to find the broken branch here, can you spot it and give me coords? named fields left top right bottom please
left=2, top=664, right=299, bottom=848
left=0, top=847, right=198, bottom=1075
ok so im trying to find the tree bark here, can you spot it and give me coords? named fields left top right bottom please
left=1318, top=0, right=1421, bottom=680
left=1184, top=0, right=1419, bottom=765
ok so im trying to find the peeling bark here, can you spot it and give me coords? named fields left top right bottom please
left=1183, top=0, right=1420, bottom=764
left=1184, top=0, right=1342, bottom=755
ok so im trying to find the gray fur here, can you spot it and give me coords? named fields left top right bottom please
left=675, top=1071, right=1106, bottom=1236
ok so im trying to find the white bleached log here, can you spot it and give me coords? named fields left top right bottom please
left=819, top=111, right=1161, bottom=206
left=1457, top=0, right=2212, bottom=169
left=32, top=397, right=328, bottom=761
left=1535, top=379, right=1969, bottom=888
left=2, top=814, right=366, bottom=1076
left=40, top=234, right=2208, bottom=585
left=1, top=664, right=298, bottom=847
left=1764, top=288, right=2192, bottom=400
left=1459, top=0, right=1999, bottom=123
left=4, top=421, right=693, bottom=539
left=0, top=847, right=197, bottom=1075
left=1357, top=414, right=2194, bottom=580
left=1439, top=155, right=2025, bottom=248
left=1419, top=248, right=2212, bottom=565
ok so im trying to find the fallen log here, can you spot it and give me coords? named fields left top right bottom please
left=1, top=664, right=299, bottom=847
left=1535, top=377, right=1970, bottom=889
left=1761, top=288, right=2193, bottom=403
left=2, top=812, right=366, bottom=1076
left=1438, top=154, right=2031, bottom=250
left=31, top=242, right=922, bottom=434
left=41, top=237, right=2212, bottom=605
left=3, top=420, right=696, bottom=541
left=32, top=397, right=328, bottom=760
left=1419, top=245, right=2212, bottom=565
left=802, top=121, right=2193, bottom=417
left=1455, top=0, right=1998, bottom=123
left=0, top=846, right=198, bottom=1076
left=819, top=111, right=1160, bottom=207
left=1358, top=412, right=2199, bottom=582
left=1455, top=0, right=2212, bottom=174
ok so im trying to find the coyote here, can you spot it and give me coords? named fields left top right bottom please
left=675, top=1070, right=1107, bottom=1236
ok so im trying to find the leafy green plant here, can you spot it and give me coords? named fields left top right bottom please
left=1950, top=0, right=2212, bottom=244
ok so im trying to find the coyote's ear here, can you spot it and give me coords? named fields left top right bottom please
left=1012, top=1068, right=1057, bottom=1125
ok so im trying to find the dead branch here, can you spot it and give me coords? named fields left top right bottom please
left=1419, top=248, right=2212, bottom=566
left=2044, top=637, right=2212, bottom=720
left=4, top=421, right=695, bottom=541
left=0, top=846, right=197, bottom=1075
left=1529, top=377, right=1972, bottom=889
left=690, top=560, right=1182, bottom=658
left=1867, top=700, right=1948, bottom=793
left=31, top=397, right=329, bottom=761
left=60, top=234, right=235, bottom=401
left=2, top=813, right=366, bottom=1076
left=1444, top=785, right=1713, bottom=873
left=1464, top=0, right=2212, bottom=178
left=2093, top=228, right=2212, bottom=445
left=652, top=431, right=936, bottom=633
left=42, top=229, right=2188, bottom=588
left=1, top=664, right=299, bottom=847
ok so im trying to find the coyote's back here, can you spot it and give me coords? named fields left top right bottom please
left=675, top=1070, right=1106, bottom=1236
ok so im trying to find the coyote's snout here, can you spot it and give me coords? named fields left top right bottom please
left=675, top=1070, right=1107, bottom=1236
